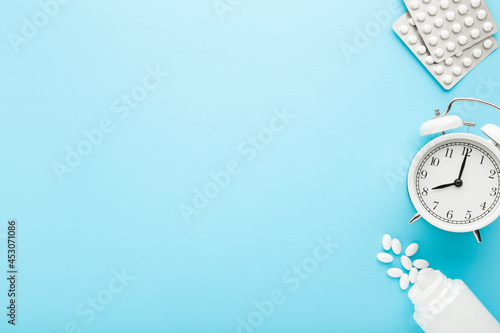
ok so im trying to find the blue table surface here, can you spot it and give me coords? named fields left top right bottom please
left=1, top=0, right=500, bottom=332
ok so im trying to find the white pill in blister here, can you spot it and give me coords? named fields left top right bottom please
left=435, top=65, right=444, bottom=74
left=445, top=57, right=454, bottom=65
left=440, top=0, right=450, bottom=9
left=382, top=234, right=392, bottom=251
left=400, top=274, right=410, bottom=290
left=483, top=22, right=493, bottom=32
left=458, top=35, right=468, bottom=45
left=471, top=0, right=481, bottom=8
left=444, top=75, right=453, bottom=85
left=464, top=16, right=474, bottom=27
left=473, top=48, right=483, bottom=58
left=413, top=259, right=430, bottom=269
left=471, top=29, right=480, bottom=39
left=477, top=10, right=487, bottom=20
left=417, top=12, right=427, bottom=22
left=429, top=36, right=439, bottom=46
left=409, top=267, right=419, bottom=284
left=446, top=11, right=456, bottom=21
left=434, top=18, right=444, bottom=28
left=400, top=25, right=410, bottom=34
left=377, top=252, right=393, bottom=263
left=405, top=243, right=419, bottom=257
left=412, top=0, right=420, bottom=9
left=401, top=255, right=413, bottom=271
left=428, top=6, right=438, bottom=16
left=453, top=66, right=463, bottom=76
left=423, top=24, right=433, bottom=34
left=426, top=55, right=435, bottom=64
left=458, top=5, right=468, bottom=15
left=484, top=39, right=493, bottom=49
left=452, top=23, right=462, bottom=33
left=463, top=57, right=472, bottom=67
left=392, top=239, right=402, bottom=255
left=441, top=30, right=450, bottom=39
left=388, top=268, right=404, bottom=278
left=409, top=35, right=418, bottom=44
left=418, top=45, right=427, bottom=54
left=447, top=42, right=456, bottom=51
left=435, top=48, right=445, bottom=57
left=409, top=18, right=416, bottom=26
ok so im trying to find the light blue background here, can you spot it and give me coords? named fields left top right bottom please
left=1, top=0, right=500, bottom=332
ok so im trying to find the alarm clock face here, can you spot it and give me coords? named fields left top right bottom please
left=408, top=133, right=500, bottom=232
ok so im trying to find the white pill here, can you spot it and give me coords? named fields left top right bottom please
left=445, top=57, right=454, bottom=66
left=444, top=75, right=453, bottom=85
left=409, top=267, right=419, bottom=284
left=400, top=274, right=410, bottom=290
left=464, top=16, right=474, bottom=27
left=413, top=259, right=430, bottom=269
left=441, top=30, right=450, bottom=40
left=473, top=48, right=483, bottom=58
left=435, top=65, right=444, bottom=75
left=428, top=6, right=438, bottom=16
left=440, top=0, right=450, bottom=9
left=388, top=268, right=404, bottom=278
left=447, top=42, right=456, bottom=51
left=409, top=35, right=418, bottom=45
left=401, top=255, right=413, bottom=271
left=435, top=48, right=445, bottom=58
left=477, top=10, right=487, bottom=20
left=483, top=22, right=493, bottom=32
left=400, top=25, right=410, bottom=35
left=458, top=5, right=468, bottom=15
left=392, top=239, right=402, bottom=255
left=429, top=36, right=439, bottom=46
left=434, top=18, right=444, bottom=28
left=446, top=11, right=456, bottom=21
left=411, top=0, right=420, bottom=10
left=382, top=234, right=392, bottom=251
left=463, top=57, right=472, bottom=67
left=417, top=12, right=426, bottom=22
left=452, top=23, right=462, bottom=33
left=458, top=35, right=468, bottom=45
left=426, top=56, right=435, bottom=64
left=377, top=252, right=393, bottom=263
left=484, top=39, right=493, bottom=49
left=405, top=243, right=419, bottom=257
left=471, top=0, right=481, bottom=8
left=453, top=66, right=462, bottom=76
left=423, top=24, right=433, bottom=34
left=471, top=29, right=480, bottom=39
left=418, top=45, right=427, bottom=54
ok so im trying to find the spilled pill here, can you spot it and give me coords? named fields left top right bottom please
left=388, top=268, right=404, bottom=278
left=409, top=267, right=419, bottom=284
left=413, top=259, right=430, bottom=269
left=382, top=234, right=392, bottom=251
left=400, top=274, right=410, bottom=290
left=377, top=252, right=393, bottom=263
left=405, top=243, right=419, bottom=257
left=401, top=255, right=413, bottom=271
left=392, top=238, right=402, bottom=255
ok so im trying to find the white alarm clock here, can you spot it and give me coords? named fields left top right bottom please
left=408, top=98, right=500, bottom=243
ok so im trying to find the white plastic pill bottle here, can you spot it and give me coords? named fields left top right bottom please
left=408, top=269, right=500, bottom=333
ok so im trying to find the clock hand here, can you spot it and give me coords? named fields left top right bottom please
left=457, top=154, right=468, bottom=180
left=432, top=182, right=456, bottom=190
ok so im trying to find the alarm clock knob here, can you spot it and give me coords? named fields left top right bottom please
left=420, top=115, right=464, bottom=136
left=481, top=124, right=500, bottom=148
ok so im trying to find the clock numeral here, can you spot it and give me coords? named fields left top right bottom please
left=480, top=202, right=487, bottom=211
left=433, top=201, right=439, bottom=210
left=480, top=155, right=485, bottom=165
left=462, top=147, right=473, bottom=157
left=445, top=148, right=454, bottom=158
left=491, top=187, right=498, bottom=197
left=422, top=187, right=429, bottom=196
left=446, top=210, right=453, bottom=219
left=420, top=170, right=428, bottom=180
left=430, top=157, right=440, bottom=167
left=465, top=210, right=472, bottom=219
left=489, top=169, right=496, bottom=179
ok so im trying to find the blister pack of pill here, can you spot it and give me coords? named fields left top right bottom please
left=403, top=0, right=498, bottom=62
left=394, top=11, right=498, bottom=90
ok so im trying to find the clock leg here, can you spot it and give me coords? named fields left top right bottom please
left=473, top=230, right=482, bottom=243
left=409, top=213, right=422, bottom=224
